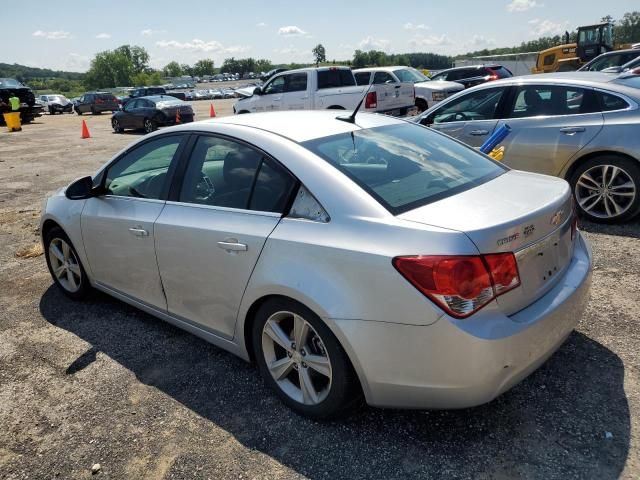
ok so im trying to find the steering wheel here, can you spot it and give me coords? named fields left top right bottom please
left=193, top=173, right=215, bottom=202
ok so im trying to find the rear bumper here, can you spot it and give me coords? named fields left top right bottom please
left=332, top=232, right=592, bottom=409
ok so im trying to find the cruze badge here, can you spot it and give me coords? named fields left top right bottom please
left=550, top=209, right=565, bottom=226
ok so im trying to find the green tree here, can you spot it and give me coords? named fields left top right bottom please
left=193, top=59, right=215, bottom=77
left=163, top=61, right=182, bottom=77
left=312, top=44, right=326, bottom=66
left=84, top=45, right=150, bottom=88
left=615, top=11, right=640, bottom=44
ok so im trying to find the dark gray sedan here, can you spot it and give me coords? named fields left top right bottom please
left=415, top=72, right=640, bottom=223
left=111, top=95, right=194, bottom=134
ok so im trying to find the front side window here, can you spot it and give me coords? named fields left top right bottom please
left=303, top=123, right=505, bottom=214
left=509, top=85, right=599, bottom=118
left=179, top=136, right=295, bottom=213
left=430, top=87, right=505, bottom=124
left=105, top=135, right=182, bottom=199
left=264, top=76, right=285, bottom=94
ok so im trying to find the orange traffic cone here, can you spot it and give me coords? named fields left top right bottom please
left=175, top=110, right=181, bottom=124
left=81, top=120, right=91, bottom=139
left=209, top=103, right=216, bottom=118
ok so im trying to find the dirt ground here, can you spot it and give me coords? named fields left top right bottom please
left=0, top=101, right=639, bottom=480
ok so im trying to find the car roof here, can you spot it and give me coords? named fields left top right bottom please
left=354, top=66, right=416, bottom=72
left=436, top=65, right=501, bottom=73
left=458, top=72, right=640, bottom=100
left=194, top=110, right=404, bottom=143
left=141, top=95, right=183, bottom=102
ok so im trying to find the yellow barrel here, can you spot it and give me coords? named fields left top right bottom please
left=3, top=112, right=21, bottom=131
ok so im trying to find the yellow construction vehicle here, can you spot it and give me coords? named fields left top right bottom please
left=531, top=22, right=633, bottom=73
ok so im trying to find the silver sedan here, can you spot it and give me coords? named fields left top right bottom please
left=414, top=72, right=640, bottom=223
left=41, top=111, right=592, bottom=418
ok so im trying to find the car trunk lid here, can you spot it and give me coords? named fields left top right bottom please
left=398, top=170, right=575, bottom=315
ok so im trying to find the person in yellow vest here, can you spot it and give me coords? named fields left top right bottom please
left=3, top=94, right=22, bottom=131
left=9, top=94, right=20, bottom=111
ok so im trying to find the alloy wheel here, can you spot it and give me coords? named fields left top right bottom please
left=144, top=119, right=154, bottom=134
left=112, top=119, right=121, bottom=133
left=261, top=311, right=332, bottom=405
left=48, top=238, right=82, bottom=293
left=575, top=164, right=636, bottom=219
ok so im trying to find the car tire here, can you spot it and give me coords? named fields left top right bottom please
left=143, top=118, right=156, bottom=134
left=48, top=106, right=54, bottom=115
left=112, top=118, right=123, bottom=133
left=570, top=155, right=640, bottom=223
left=415, top=98, right=428, bottom=113
left=44, top=226, right=92, bottom=300
left=252, top=298, right=361, bottom=419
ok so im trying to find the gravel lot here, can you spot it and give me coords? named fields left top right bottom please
left=1, top=101, right=639, bottom=479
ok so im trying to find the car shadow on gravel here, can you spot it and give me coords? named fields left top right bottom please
left=40, top=286, right=630, bottom=479
left=579, top=217, right=640, bottom=239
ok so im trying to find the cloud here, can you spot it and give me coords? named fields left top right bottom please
left=64, top=53, right=90, bottom=72
left=256, top=22, right=267, bottom=27
left=528, top=18, right=569, bottom=36
left=32, top=30, right=71, bottom=40
left=506, top=0, right=542, bottom=12
left=469, top=34, right=496, bottom=47
left=358, top=35, right=391, bottom=51
left=95, top=33, right=111, bottom=39
left=155, top=38, right=250, bottom=54
left=403, top=22, right=429, bottom=30
left=277, top=25, right=307, bottom=36
left=408, top=34, right=453, bottom=48
left=141, top=29, right=167, bottom=37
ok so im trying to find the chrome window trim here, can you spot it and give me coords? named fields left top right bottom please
left=101, top=195, right=166, bottom=205
left=164, top=200, right=282, bottom=218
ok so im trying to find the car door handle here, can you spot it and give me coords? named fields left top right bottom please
left=469, top=129, right=489, bottom=136
left=128, top=227, right=149, bottom=237
left=559, top=127, right=586, bottom=134
left=217, top=240, right=248, bottom=252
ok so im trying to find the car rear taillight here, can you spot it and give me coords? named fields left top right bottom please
left=393, top=253, right=521, bottom=318
left=365, top=91, right=377, bottom=109
left=488, top=73, right=499, bottom=81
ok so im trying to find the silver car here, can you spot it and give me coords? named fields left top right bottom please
left=41, top=111, right=592, bottom=418
left=415, top=72, right=640, bottom=223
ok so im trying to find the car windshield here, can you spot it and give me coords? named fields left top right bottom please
left=0, top=78, right=24, bottom=88
left=48, top=95, right=67, bottom=102
left=393, top=68, right=429, bottom=83
left=303, top=123, right=505, bottom=214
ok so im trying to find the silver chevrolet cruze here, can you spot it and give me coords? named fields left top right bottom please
left=415, top=72, right=640, bottom=223
left=41, top=111, right=592, bottom=418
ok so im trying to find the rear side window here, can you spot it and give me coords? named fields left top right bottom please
left=97, top=94, right=116, bottom=102
left=373, top=72, right=396, bottom=84
left=354, top=72, right=371, bottom=85
left=598, top=92, right=629, bottom=111
left=303, top=123, right=505, bottom=214
left=509, top=85, right=599, bottom=117
left=543, top=54, right=556, bottom=66
left=284, top=73, right=308, bottom=93
left=317, top=69, right=356, bottom=89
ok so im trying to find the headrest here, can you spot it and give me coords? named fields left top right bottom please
left=223, top=149, right=261, bottom=188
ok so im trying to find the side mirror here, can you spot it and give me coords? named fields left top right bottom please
left=65, top=176, right=96, bottom=200
left=253, top=87, right=262, bottom=95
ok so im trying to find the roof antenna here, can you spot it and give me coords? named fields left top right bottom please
left=337, top=80, right=374, bottom=124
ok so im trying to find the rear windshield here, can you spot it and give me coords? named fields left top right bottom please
left=303, top=123, right=505, bottom=214
left=317, top=69, right=356, bottom=89
left=97, top=94, right=117, bottom=101
left=613, top=76, right=640, bottom=89
left=0, top=78, right=24, bottom=88
left=487, top=66, right=512, bottom=78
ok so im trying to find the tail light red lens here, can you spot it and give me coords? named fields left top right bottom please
left=488, top=74, right=499, bottom=81
left=393, top=253, right=521, bottom=318
left=365, top=91, right=377, bottom=109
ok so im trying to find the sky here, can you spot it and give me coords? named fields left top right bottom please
left=1, top=0, right=636, bottom=72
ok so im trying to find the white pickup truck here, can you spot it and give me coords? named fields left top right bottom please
left=354, top=66, right=464, bottom=112
left=233, top=66, right=416, bottom=116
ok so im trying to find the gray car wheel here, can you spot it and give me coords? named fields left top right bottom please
left=252, top=298, right=361, bottom=419
left=44, top=226, right=91, bottom=300
left=112, top=118, right=123, bottom=133
left=143, top=118, right=156, bottom=134
left=571, top=155, right=640, bottom=223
